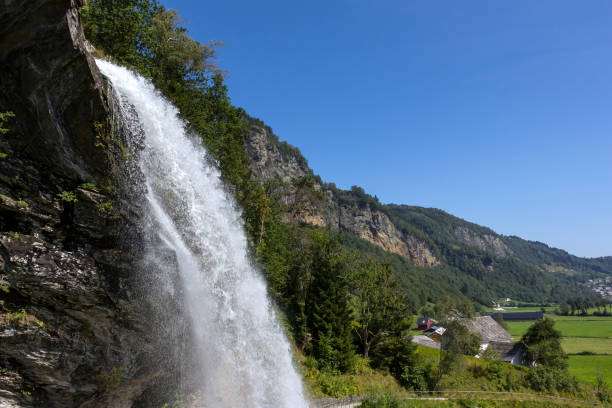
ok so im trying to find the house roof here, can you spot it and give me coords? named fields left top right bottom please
left=412, top=335, right=441, bottom=350
left=487, top=341, right=522, bottom=362
left=461, top=316, right=512, bottom=343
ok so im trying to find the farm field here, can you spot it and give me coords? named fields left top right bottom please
left=504, top=314, right=612, bottom=384
left=506, top=315, right=612, bottom=338
left=562, top=337, right=612, bottom=354
left=567, top=355, right=612, bottom=385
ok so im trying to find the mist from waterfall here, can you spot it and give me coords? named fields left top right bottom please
left=96, top=59, right=309, bottom=408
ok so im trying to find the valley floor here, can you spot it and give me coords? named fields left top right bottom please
left=505, top=314, right=612, bottom=384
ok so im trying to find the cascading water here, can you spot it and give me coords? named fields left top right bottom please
left=96, top=59, right=309, bottom=408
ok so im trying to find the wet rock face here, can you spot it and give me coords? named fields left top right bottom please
left=0, top=232, right=149, bottom=407
left=0, top=1, right=166, bottom=407
left=0, top=0, right=108, bottom=184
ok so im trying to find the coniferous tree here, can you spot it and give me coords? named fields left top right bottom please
left=305, top=229, right=355, bottom=372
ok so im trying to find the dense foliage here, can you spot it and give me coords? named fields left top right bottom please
left=520, top=319, right=567, bottom=369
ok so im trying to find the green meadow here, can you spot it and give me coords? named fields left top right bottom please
left=504, top=314, right=612, bottom=384
left=567, top=355, right=612, bottom=385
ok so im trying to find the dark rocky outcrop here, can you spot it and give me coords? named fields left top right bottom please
left=0, top=1, right=170, bottom=407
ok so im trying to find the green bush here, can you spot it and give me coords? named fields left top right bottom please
left=524, top=366, right=578, bottom=394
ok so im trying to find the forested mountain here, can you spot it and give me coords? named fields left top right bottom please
left=244, top=119, right=609, bottom=307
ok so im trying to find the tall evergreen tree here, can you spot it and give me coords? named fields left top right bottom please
left=305, top=229, right=355, bottom=372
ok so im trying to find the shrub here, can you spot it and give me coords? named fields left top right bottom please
left=57, top=191, right=78, bottom=203
left=596, top=371, right=611, bottom=403
left=524, top=366, right=578, bottom=394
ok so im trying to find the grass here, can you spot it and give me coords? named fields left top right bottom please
left=506, top=316, right=612, bottom=339
left=567, top=355, right=612, bottom=385
left=562, top=338, right=612, bottom=355
left=550, top=319, right=612, bottom=339
left=503, top=315, right=612, bottom=385
left=361, top=395, right=592, bottom=407
left=299, top=353, right=408, bottom=399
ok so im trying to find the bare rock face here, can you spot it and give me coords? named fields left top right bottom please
left=453, top=226, right=513, bottom=258
left=335, top=204, right=438, bottom=267
left=245, top=125, right=311, bottom=182
left=245, top=124, right=439, bottom=267
left=0, top=1, right=164, bottom=407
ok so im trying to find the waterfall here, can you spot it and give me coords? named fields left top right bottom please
left=96, top=60, right=309, bottom=408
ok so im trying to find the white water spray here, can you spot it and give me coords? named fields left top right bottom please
left=96, top=60, right=309, bottom=408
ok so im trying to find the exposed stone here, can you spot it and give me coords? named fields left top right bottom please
left=245, top=123, right=439, bottom=267
left=335, top=204, right=438, bottom=267
left=245, top=126, right=311, bottom=182
left=0, top=1, right=170, bottom=406
left=453, top=226, right=513, bottom=258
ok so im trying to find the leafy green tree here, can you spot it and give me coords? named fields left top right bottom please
left=81, top=0, right=161, bottom=71
left=372, top=334, right=427, bottom=391
left=524, top=366, right=578, bottom=393
left=434, top=320, right=481, bottom=389
left=520, top=318, right=567, bottom=369
left=349, top=259, right=409, bottom=359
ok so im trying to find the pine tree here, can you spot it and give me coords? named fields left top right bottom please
left=305, top=229, right=355, bottom=372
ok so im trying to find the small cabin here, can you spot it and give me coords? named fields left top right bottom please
left=417, top=317, right=432, bottom=330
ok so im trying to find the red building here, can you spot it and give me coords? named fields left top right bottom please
left=417, top=317, right=432, bottom=330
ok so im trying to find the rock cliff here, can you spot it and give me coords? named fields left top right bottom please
left=0, top=1, right=171, bottom=406
left=244, top=124, right=439, bottom=267
left=245, top=123, right=311, bottom=183
left=453, top=226, right=513, bottom=258
left=329, top=202, right=438, bottom=266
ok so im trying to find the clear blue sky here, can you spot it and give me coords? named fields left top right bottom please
left=162, top=0, right=611, bottom=258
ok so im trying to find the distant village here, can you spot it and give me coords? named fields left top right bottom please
left=584, top=277, right=612, bottom=299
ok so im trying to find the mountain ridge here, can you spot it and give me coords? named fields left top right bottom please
left=243, top=116, right=611, bottom=304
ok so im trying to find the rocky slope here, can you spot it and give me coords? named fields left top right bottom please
left=0, top=1, right=184, bottom=406
left=245, top=120, right=438, bottom=267
left=244, top=121, right=612, bottom=280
